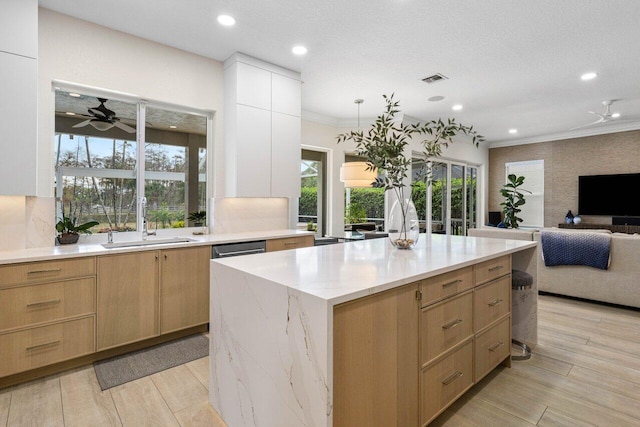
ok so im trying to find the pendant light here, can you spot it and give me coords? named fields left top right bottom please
left=340, top=99, right=376, bottom=188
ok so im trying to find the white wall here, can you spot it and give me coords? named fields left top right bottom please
left=301, top=115, right=490, bottom=236
left=37, top=8, right=225, bottom=199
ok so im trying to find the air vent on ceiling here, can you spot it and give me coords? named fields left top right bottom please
left=422, top=73, right=448, bottom=84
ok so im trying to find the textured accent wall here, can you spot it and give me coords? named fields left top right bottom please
left=489, top=130, right=640, bottom=227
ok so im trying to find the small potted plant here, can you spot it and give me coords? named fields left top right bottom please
left=187, top=210, right=207, bottom=226
left=55, top=216, right=99, bottom=245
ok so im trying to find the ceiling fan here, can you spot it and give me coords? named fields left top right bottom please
left=568, top=99, right=640, bottom=131
left=72, top=98, right=136, bottom=133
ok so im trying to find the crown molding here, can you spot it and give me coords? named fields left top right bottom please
left=489, top=121, right=640, bottom=148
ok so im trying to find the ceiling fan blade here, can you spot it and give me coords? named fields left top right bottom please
left=88, top=107, right=107, bottom=118
left=569, top=119, right=604, bottom=131
left=72, top=119, right=93, bottom=128
left=113, top=121, right=136, bottom=133
left=587, top=111, right=606, bottom=120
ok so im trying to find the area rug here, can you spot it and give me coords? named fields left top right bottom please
left=94, top=334, right=209, bottom=390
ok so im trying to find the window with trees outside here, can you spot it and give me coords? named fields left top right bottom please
left=54, top=90, right=208, bottom=233
left=299, top=149, right=327, bottom=236
left=411, top=157, right=478, bottom=236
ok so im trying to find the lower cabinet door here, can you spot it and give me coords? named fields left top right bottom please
left=475, top=315, right=511, bottom=382
left=421, top=339, right=473, bottom=426
left=0, top=316, right=95, bottom=378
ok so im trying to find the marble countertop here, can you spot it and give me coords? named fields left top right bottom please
left=212, top=234, right=537, bottom=305
left=0, top=229, right=313, bottom=265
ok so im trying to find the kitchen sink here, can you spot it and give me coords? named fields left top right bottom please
left=101, top=237, right=196, bottom=249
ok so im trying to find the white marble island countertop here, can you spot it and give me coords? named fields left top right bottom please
left=209, top=234, right=537, bottom=427
left=0, top=229, right=313, bottom=265
left=212, top=233, right=536, bottom=305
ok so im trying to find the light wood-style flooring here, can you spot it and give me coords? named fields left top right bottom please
left=1, top=295, right=640, bottom=426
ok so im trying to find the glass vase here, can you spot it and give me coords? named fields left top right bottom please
left=387, top=198, right=420, bottom=249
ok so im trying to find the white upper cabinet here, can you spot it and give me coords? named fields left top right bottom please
left=271, top=112, right=301, bottom=197
left=0, top=54, right=37, bottom=196
left=235, top=105, right=272, bottom=197
left=0, top=0, right=38, bottom=58
left=272, top=74, right=301, bottom=117
left=224, top=54, right=302, bottom=199
left=236, top=62, right=272, bottom=110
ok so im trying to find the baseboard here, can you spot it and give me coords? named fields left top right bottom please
left=538, top=291, right=640, bottom=312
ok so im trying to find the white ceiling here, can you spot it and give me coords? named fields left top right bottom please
left=39, top=0, right=640, bottom=145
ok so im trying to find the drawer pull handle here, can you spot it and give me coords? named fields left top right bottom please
left=488, top=342, right=504, bottom=352
left=442, top=371, right=463, bottom=385
left=442, top=319, right=463, bottom=330
left=27, top=299, right=62, bottom=308
left=284, top=242, right=298, bottom=246
left=488, top=298, right=503, bottom=307
left=442, top=279, right=462, bottom=288
left=26, top=340, right=60, bottom=351
left=27, top=268, right=62, bottom=274
left=488, top=265, right=503, bottom=272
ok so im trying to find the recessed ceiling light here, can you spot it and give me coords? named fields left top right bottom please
left=509, top=129, right=518, bottom=134
left=452, top=104, right=463, bottom=111
left=217, top=14, right=236, bottom=26
left=292, top=45, right=308, bottom=55
left=69, top=93, right=81, bottom=98
left=581, top=72, right=598, bottom=81
left=428, top=96, right=445, bottom=102
left=65, top=112, right=76, bottom=116
left=612, top=113, right=621, bottom=118
left=169, top=125, right=177, bottom=129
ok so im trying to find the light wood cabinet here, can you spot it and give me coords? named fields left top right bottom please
left=334, top=254, right=512, bottom=426
left=420, top=291, right=473, bottom=366
left=0, top=256, right=97, bottom=379
left=475, top=315, right=511, bottom=382
left=0, top=257, right=96, bottom=288
left=419, top=266, right=473, bottom=307
left=334, top=283, right=419, bottom=427
left=266, top=235, right=314, bottom=252
left=0, top=317, right=95, bottom=378
left=97, top=251, right=159, bottom=350
left=160, top=246, right=210, bottom=334
left=0, top=278, right=95, bottom=332
left=420, top=339, right=474, bottom=426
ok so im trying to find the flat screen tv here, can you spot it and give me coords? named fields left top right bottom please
left=578, top=173, right=640, bottom=216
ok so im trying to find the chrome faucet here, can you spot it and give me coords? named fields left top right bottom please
left=107, top=229, right=113, bottom=244
left=141, top=197, right=156, bottom=240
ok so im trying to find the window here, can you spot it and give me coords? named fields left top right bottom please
left=343, top=154, right=384, bottom=229
left=412, top=157, right=479, bottom=236
left=299, top=149, right=327, bottom=236
left=505, top=160, right=544, bottom=228
left=54, top=89, right=208, bottom=233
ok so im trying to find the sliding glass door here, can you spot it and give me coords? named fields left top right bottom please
left=411, top=157, right=479, bottom=236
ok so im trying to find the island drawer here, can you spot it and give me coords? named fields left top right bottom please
left=419, top=266, right=473, bottom=307
left=475, top=315, right=510, bottom=382
left=0, top=278, right=96, bottom=332
left=474, top=255, right=511, bottom=286
left=420, top=339, right=473, bottom=426
left=0, top=257, right=96, bottom=288
left=0, top=316, right=95, bottom=378
left=266, top=235, right=314, bottom=252
left=421, top=291, right=473, bottom=366
left=473, top=275, right=511, bottom=333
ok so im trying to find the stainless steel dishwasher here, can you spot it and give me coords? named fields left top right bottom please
left=211, top=240, right=267, bottom=259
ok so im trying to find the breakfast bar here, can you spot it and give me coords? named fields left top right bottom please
left=209, top=234, right=537, bottom=427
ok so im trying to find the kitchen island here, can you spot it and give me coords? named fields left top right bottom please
left=209, top=234, right=537, bottom=427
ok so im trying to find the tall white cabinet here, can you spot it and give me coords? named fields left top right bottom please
left=223, top=54, right=302, bottom=198
left=0, top=0, right=38, bottom=196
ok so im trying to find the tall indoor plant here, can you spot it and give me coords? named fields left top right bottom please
left=500, top=174, right=530, bottom=229
left=337, top=94, right=484, bottom=248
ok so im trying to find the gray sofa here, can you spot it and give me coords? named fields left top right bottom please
left=534, top=230, right=640, bottom=308
left=470, top=227, right=640, bottom=309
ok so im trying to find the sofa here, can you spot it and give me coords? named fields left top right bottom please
left=534, top=230, right=640, bottom=308
left=471, top=227, right=640, bottom=309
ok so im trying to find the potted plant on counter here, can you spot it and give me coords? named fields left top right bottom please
left=187, top=210, right=207, bottom=226
left=55, top=216, right=99, bottom=245
left=337, top=94, right=484, bottom=248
